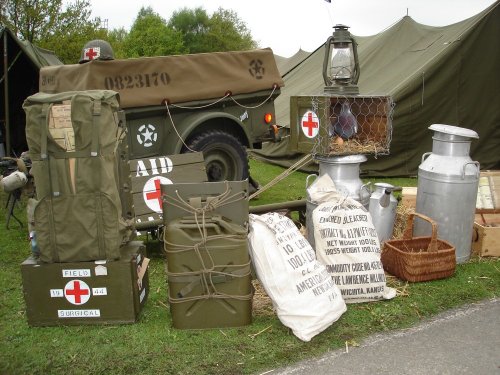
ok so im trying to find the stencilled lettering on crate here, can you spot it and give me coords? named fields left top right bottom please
left=62, top=269, right=91, bottom=278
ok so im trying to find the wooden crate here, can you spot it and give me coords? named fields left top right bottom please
left=289, top=94, right=393, bottom=156
left=472, top=214, right=500, bottom=257
left=476, top=170, right=500, bottom=212
left=129, top=152, right=207, bottom=228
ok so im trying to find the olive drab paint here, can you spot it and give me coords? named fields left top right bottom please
left=162, top=180, right=251, bottom=329
left=23, top=90, right=133, bottom=263
left=129, top=153, right=207, bottom=226
left=21, top=242, right=149, bottom=326
left=39, top=49, right=283, bottom=220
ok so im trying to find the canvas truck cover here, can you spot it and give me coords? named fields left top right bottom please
left=39, top=48, right=284, bottom=109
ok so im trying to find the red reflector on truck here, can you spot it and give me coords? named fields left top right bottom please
left=264, top=113, right=273, bottom=124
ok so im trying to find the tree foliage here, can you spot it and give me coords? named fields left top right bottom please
left=0, top=1, right=257, bottom=63
left=1, top=0, right=103, bottom=63
left=122, top=7, right=185, bottom=58
left=169, top=7, right=257, bottom=54
left=206, top=8, right=257, bottom=52
left=168, top=7, right=210, bottom=53
left=106, top=27, right=128, bottom=59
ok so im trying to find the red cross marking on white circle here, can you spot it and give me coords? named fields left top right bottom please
left=143, top=176, right=172, bottom=213
left=64, top=280, right=91, bottom=305
left=301, top=111, right=319, bottom=138
left=146, top=179, right=163, bottom=209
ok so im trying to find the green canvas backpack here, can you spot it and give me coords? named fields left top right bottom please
left=23, top=90, right=132, bottom=263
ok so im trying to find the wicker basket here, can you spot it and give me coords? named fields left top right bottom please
left=381, top=212, right=456, bottom=282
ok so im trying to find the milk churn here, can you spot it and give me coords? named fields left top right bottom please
left=368, top=183, right=401, bottom=243
left=314, top=154, right=371, bottom=208
left=306, top=154, right=370, bottom=249
left=305, top=174, right=320, bottom=249
left=414, top=124, right=480, bottom=263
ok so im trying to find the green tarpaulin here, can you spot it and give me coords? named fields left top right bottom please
left=254, top=1, right=499, bottom=176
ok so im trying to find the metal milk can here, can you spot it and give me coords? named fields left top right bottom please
left=314, top=154, right=371, bottom=208
left=414, top=124, right=480, bottom=264
left=306, top=154, right=370, bottom=249
left=305, top=174, right=322, bottom=249
left=368, top=183, right=401, bottom=243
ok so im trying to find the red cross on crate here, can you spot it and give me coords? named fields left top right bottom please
left=301, top=111, right=319, bottom=138
left=64, top=280, right=91, bottom=305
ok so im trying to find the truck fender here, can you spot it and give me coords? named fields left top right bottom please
left=172, top=111, right=252, bottom=154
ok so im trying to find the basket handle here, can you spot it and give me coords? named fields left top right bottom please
left=403, top=212, right=439, bottom=252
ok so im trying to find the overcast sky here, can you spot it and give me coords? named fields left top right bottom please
left=85, top=0, right=496, bottom=57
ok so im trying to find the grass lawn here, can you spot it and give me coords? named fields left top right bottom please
left=0, top=159, right=498, bottom=375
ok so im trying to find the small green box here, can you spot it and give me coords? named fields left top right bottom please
left=21, top=241, right=149, bottom=326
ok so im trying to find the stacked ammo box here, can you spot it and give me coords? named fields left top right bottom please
left=21, top=91, right=149, bottom=326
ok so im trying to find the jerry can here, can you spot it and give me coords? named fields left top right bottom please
left=164, top=215, right=252, bottom=329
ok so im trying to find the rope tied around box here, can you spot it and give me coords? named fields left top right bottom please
left=163, top=182, right=252, bottom=303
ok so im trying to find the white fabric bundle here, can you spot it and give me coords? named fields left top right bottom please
left=310, top=174, right=396, bottom=303
left=248, top=212, right=346, bottom=342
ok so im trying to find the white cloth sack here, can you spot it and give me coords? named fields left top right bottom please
left=310, top=175, right=396, bottom=303
left=248, top=212, right=346, bottom=342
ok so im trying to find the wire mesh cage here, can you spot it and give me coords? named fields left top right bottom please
left=289, top=95, right=394, bottom=157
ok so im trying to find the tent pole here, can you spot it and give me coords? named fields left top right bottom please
left=3, top=31, right=11, bottom=156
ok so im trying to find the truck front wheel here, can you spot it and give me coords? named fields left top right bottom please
left=183, top=130, right=249, bottom=182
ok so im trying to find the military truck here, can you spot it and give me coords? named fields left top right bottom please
left=39, top=48, right=284, bottom=183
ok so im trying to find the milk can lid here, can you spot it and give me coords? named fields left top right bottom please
left=314, top=154, right=367, bottom=164
left=429, top=124, right=479, bottom=139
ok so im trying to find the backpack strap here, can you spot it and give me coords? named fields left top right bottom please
left=39, top=104, right=61, bottom=197
left=40, top=104, right=49, bottom=160
left=91, top=100, right=101, bottom=157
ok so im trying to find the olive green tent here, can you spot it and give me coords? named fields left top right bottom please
left=254, top=1, right=499, bottom=176
left=274, top=48, right=311, bottom=75
left=0, top=27, right=62, bottom=157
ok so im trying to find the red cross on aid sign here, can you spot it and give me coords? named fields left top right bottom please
left=143, top=176, right=172, bottom=213
left=301, top=110, right=320, bottom=138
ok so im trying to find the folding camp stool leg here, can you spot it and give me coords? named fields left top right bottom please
left=5, top=190, right=23, bottom=229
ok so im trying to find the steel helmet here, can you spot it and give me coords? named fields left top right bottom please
left=79, top=39, right=114, bottom=64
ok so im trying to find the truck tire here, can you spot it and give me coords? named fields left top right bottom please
left=184, top=130, right=249, bottom=182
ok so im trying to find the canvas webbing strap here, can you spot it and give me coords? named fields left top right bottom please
left=91, top=100, right=101, bottom=157
left=40, top=104, right=49, bottom=160
left=49, top=150, right=92, bottom=159
left=48, top=157, right=61, bottom=197
left=38, top=104, right=61, bottom=196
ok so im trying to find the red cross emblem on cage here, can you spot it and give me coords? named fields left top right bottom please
left=64, top=280, right=91, bottom=305
left=143, top=176, right=172, bottom=213
left=301, top=110, right=320, bottom=138
left=84, top=47, right=100, bottom=61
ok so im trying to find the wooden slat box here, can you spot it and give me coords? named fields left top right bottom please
left=472, top=214, right=500, bottom=257
left=129, top=152, right=207, bottom=229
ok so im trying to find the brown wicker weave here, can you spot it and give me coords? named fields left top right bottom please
left=381, top=212, right=456, bottom=282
